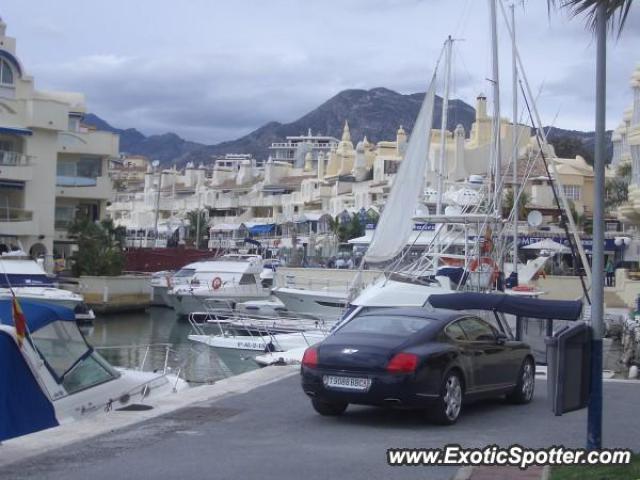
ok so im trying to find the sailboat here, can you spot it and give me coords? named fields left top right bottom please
left=257, top=2, right=588, bottom=365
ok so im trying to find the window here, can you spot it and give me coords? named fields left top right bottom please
left=239, top=274, right=256, bottom=285
left=0, top=59, right=14, bottom=85
left=445, top=321, right=467, bottom=341
left=30, top=320, right=118, bottom=394
left=458, top=317, right=496, bottom=342
left=338, top=314, right=433, bottom=336
left=562, top=185, right=581, bottom=201
left=384, top=160, right=400, bottom=175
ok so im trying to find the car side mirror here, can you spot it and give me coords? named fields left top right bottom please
left=496, top=333, right=508, bottom=345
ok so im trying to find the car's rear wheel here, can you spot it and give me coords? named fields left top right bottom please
left=506, top=357, right=535, bottom=404
left=431, top=371, right=463, bottom=425
left=311, top=398, right=348, bottom=416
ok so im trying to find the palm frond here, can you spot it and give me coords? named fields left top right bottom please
left=547, top=0, right=634, bottom=36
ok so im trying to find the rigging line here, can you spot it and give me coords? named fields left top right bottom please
left=519, top=80, right=591, bottom=304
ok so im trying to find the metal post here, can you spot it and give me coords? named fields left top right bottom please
left=153, top=164, right=162, bottom=245
left=489, top=0, right=502, bottom=218
left=196, top=191, right=202, bottom=249
left=510, top=4, right=518, bottom=282
left=436, top=36, right=453, bottom=216
left=587, top=1, right=606, bottom=451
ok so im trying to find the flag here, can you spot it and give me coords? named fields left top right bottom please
left=11, top=296, right=26, bottom=347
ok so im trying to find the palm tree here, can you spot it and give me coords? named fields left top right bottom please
left=547, top=0, right=633, bottom=451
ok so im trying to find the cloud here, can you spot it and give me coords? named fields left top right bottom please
left=4, top=0, right=639, bottom=143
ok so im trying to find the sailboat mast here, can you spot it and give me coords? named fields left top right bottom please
left=510, top=4, right=518, bottom=280
left=436, top=36, right=453, bottom=216
left=489, top=0, right=502, bottom=218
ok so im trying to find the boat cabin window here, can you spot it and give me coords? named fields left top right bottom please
left=174, top=268, right=195, bottom=278
left=239, top=274, right=256, bottom=285
left=31, top=320, right=118, bottom=394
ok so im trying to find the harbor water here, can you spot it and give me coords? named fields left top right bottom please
left=81, top=307, right=261, bottom=384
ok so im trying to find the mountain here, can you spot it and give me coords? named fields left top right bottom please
left=84, top=87, right=611, bottom=166
left=83, top=113, right=203, bottom=164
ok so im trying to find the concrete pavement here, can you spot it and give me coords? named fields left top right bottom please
left=1, top=372, right=639, bottom=480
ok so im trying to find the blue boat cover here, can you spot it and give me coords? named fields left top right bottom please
left=428, top=292, right=583, bottom=321
left=0, top=273, right=54, bottom=288
left=248, top=224, right=275, bottom=235
left=0, top=299, right=76, bottom=333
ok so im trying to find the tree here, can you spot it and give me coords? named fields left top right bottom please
left=502, top=188, right=530, bottom=220
left=605, top=162, right=631, bottom=209
left=68, top=218, right=125, bottom=277
left=186, top=209, right=208, bottom=248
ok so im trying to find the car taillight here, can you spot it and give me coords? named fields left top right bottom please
left=386, top=353, right=418, bottom=374
left=302, top=347, right=318, bottom=368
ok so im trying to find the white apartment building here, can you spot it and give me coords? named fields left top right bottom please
left=0, top=18, right=118, bottom=266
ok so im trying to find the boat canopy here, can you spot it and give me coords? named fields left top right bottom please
left=427, top=292, right=583, bottom=321
left=0, top=299, right=75, bottom=332
left=0, top=300, right=66, bottom=441
left=248, top=223, right=275, bottom=235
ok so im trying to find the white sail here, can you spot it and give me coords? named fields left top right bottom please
left=364, top=75, right=436, bottom=264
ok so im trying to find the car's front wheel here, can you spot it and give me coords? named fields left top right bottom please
left=311, top=398, right=348, bottom=416
left=506, top=357, right=535, bottom=404
left=431, top=371, right=463, bottom=425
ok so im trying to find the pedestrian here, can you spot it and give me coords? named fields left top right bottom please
left=606, top=258, right=615, bottom=287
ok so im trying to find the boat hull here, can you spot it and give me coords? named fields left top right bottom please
left=272, top=287, right=347, bottom=320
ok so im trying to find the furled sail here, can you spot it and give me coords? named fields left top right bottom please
left=364, top=75, right=436, bottom=264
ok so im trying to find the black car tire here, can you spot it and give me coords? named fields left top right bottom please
left=430, top=370, right=463, bottom=425
left=311, top=398, right=348, bottom=416
left=506, top=357, right=535, bottom=404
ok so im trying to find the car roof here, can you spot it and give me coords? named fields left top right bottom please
left=357, top=306, right=462, bottom=324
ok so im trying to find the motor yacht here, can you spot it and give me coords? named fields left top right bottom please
left=167, top=254, right=270, bottom=317
left=0, top=299, right=187, bottom=442
left=0, top=254, right=95, bottom=322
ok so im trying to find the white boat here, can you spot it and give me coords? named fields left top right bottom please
left=149, top=270, right=173, bottom=307
left=188, top=329, right=327, bottom=352
left=0, top=255, right=95, bottom=322
left=0, top=299, right=188, bottom=442
left=167, top=254, right=270, bottom=317
left=271, top=285, right=347, bottom=319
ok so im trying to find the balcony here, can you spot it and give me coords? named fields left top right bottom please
left=56, top=175, right=113, bottom=200
left=58, top=130, right=119, bottom=157
left=0, top=150, right=34, bottom=181
left=0, top=208, right=38, bottom=235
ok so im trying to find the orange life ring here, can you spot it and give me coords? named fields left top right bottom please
left=212, top=277, right=222, bottom=290
left=468, top=256, right=499, bottom=285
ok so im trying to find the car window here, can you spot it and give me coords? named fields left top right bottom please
left=338, top=314, right=432, bottom=336
left=444, top=321, right=467, bottom=341
left=458, top=317, right=496, bottom=342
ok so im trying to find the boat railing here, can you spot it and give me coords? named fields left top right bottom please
left=95, top=343, right=183, bottom=380
left=277, top=274, right=352, bottom=292
left=187, top=303, right=336, bottom=351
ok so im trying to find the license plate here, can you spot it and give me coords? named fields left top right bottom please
left=323, top=375, right=371, bottom=392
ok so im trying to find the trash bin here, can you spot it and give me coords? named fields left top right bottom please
left=545, top=322, right=591, bottom=416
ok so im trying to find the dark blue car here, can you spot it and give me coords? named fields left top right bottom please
left=301, top=307, right=535, bottom=424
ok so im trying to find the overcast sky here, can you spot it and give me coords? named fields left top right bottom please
left=3, top=0, right=639, bottom=144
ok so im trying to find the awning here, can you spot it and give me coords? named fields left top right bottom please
left=428, top=292, right=583, bottom=321
left=210, top=223, right=243, bottom=232
left=248, top=224, right=275, bottom=235
left=0, top=126, right=32, bottom=136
